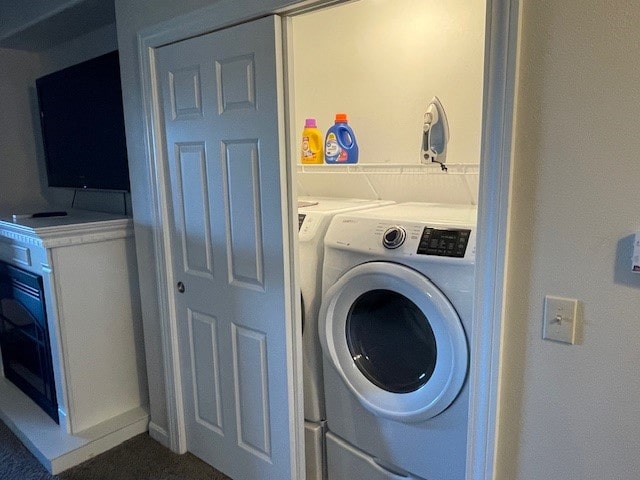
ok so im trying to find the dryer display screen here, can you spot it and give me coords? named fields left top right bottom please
left=417, top=228, right=471, bottom=257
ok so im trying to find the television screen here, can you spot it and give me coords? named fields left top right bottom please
left=36, top=50, right=130, bottom=192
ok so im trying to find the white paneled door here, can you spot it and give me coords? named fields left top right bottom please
left=155, top=16, right=296, bottom=479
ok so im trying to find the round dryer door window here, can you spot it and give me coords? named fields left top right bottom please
left=347, top=289, right=437, bottom=394
left=319, top=262, right=468, bottom=423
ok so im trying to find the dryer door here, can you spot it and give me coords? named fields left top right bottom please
left=319, top=262, right=468, bottom=423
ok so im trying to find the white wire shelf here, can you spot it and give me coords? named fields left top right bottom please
left=296, top=162, right=479, bottom=175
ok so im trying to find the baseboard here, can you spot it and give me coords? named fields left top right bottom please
left=148, top=421, right=170, bottom=449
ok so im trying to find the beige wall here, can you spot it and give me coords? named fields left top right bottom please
left=0, top=48, right=47, bottom=214
left=499, top=0, right=640, bottom=478
left=291, top=0, right=485, bottom=166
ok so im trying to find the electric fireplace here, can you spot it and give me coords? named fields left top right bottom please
left=0, top=261, right=58, bottom=423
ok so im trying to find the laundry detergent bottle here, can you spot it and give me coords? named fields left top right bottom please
left=324, top=113, right=359, bottom=164
left=300, top=118, right=324, bottom=164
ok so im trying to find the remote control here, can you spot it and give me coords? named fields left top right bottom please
left=31, top=211, right=68, bottom=218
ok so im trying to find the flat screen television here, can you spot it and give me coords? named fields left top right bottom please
left=36, top=50, right=130, bottom=192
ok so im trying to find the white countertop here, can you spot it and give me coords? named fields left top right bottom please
left=0, top=209, right=133, bottom=248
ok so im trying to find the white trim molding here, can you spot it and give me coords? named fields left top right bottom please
left=137, top=33, right=185, bottom=454
left=467, top=1, right=520, bottom=479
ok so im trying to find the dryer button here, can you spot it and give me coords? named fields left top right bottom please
left=382, top=226, right=406, bottom=249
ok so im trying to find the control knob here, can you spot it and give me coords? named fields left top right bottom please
left=382, top=226, right=406, bottom=249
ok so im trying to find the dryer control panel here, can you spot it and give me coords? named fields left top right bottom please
left=417, top=227, right=471, bottom=258
left=324, top=203, right=477, bottom=264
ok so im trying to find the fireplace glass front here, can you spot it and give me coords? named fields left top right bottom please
left=0, top=261, right=58, bottom=423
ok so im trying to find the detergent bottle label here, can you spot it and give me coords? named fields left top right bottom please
left=325, top=132, right=340, bottom=161
left=301, top=136, right=312, bottom=159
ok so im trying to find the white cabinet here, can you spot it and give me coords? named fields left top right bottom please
left=0, top=210, right=148, bottom=473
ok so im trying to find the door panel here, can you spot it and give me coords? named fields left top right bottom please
left=223, top=139, right=264, bottom=289
left=232, top=324, right=270, bottom=458
left=189, top=310, right=222, bottom=433
left=155, top=15, right=295, bottom=480
left=175, top=142, right=214, bottom=277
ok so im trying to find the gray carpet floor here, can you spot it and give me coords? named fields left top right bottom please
left=0, top=420, right=232, bottom=480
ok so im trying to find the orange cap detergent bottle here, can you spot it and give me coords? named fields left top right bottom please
left=300, top=118, right=324, bottom=164
left=324, top=113, right=359, bottom=164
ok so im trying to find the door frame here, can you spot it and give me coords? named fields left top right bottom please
left=135, top=1, right=520, bottom=479
left=467, top=1, right=520, bottom=479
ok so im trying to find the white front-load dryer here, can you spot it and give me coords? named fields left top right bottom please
left=319, top=203, right=477, bottom=480
left=297, top=196, right=394, bottom=480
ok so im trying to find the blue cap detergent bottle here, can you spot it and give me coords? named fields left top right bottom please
left=324, top=113, right=358, bottom=164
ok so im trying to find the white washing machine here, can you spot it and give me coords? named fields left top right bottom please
left=297, top=196, right=394, bottom=480
left=318, top=203, right=477, bottom=480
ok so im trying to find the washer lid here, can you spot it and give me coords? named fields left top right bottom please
left=319, top=262, right=468, bottom=422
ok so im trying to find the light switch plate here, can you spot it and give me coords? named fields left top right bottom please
left=543, top=295, right=578, bottom=344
